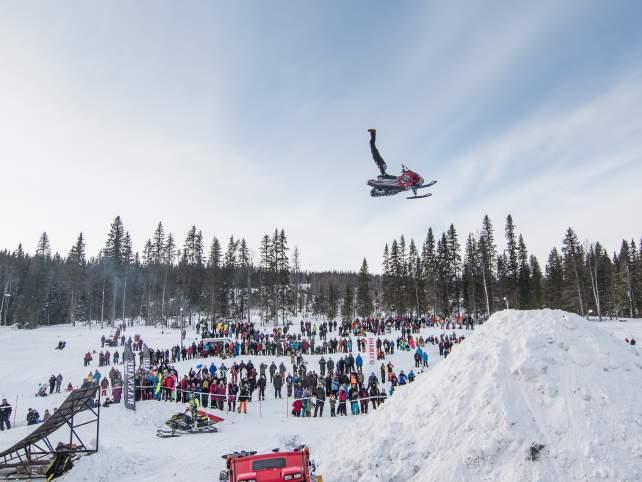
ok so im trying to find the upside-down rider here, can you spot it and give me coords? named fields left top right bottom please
left=368, top=128, right=426, bottom=196
left=368, top=128, right=397, bottom=180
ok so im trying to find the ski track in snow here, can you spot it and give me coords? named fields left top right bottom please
left=0, top=312, right=641, bottom=481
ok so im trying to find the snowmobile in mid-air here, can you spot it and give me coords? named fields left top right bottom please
left=156, top=409, right=223, bottom=438
left=366, top=128, right=437, bottom=199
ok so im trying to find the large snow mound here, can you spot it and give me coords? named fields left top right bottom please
left=317, top=310, right=642, bottom=481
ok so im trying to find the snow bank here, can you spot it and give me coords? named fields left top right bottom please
left=317, top=310, right=642, bottom=481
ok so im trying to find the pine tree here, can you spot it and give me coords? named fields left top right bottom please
left=341, top=284, right=354, bottom=322
left=152, top=222, right=165, bottom=264
left=435, top=233, right=450, bottom=314
left=561, top=227, right=585, bottom=315
left=208, top=237, right=222, bottom=268
left=422, top=228, right=437, bottom=315
left=327, top=283, right=338, bottom=320
left=479, top=215, right=497, bottom=314
left=259, top=234, right=273, bottom=322
left=517, top=234, right=531, bottom=308
left=529, top=255, right=543, bottom=309
left=504, top=215, right=518, bottom=306
left=544, top=247, right=563, bottom=308
left=36, top=232, right=51, bottom=259
left=104, top=216, right=126, bottom=324
left=389, top=240, right=403, bottom=314
left=276, top=229, right=290, bottom=324
left=614, top=240, right=635, bottom=317
left=356, top=258, right=373, bottom=318
left=382, top=244, right=393, bottom=312
left=585, top=243, right=598, bottom=319
left=292, top=247, right=301, bottom=315
left=446, top=224, right=462, bottom=314
left=65, top=233, right=86, bottom=324
left=407, top=240, right=422, bottom=316
left=463, top=233, right=479, bottom=316
left=207, top=236, right=223, bottom=320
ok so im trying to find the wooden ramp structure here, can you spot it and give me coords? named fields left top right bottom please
left=0, top=385, right=101, bottom=479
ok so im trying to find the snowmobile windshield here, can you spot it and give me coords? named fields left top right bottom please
left=251, top=457, right=286, bottom=470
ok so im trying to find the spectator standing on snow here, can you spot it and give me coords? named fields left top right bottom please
left=257, top=374, right=267, bottom=401
left=228, top=381, right=238, bottom=412
left=49, top=375, right=56, bottom=394
left=313, top=384, right=326, bottom=417
left=55, top=374, right=63, bottom=393
left=269, top=362, right=277, bottom=383
left=237, top=379, right=249, bottom=414
left=355, top=354, right=363, bottom=373
left=273, top=373, right=283, bottom=399
left=100, top=377, right=109, bottom=397
left=0, top=399, right=11, bottom=430
left=329, top=393, right=336, bottom=417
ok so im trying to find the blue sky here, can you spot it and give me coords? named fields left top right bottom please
left=1, top=0, right=641, bottom=271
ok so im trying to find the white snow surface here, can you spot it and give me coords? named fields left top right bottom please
left=1, top=311, right=641, bottom=481
left=316, top=310, right=642, bottom=481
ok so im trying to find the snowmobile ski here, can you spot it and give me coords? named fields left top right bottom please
left=406, top=192, right=432, bottom=200
left=156, top=425, right=219, bottom=438
left=417, top=180, right=437, bottom=189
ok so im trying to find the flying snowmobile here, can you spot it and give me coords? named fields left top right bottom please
left=366, top=128, right=437, bottom=199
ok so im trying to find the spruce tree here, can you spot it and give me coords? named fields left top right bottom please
left=529, top=255, right=543, bottom=309
left=479, top=215, right=497, bottom=314
left=389, top=240, right=403, bottom=314
left=152, top=222, right=165, bottom=264
left=104, top=216, right=126, bottom=324
left=65, top=233, right=86, bottom=324
left=446, top=224, right=462, bottom=314
left=341, top=284, right=354, bottom=322
left=544, top=247, right=563, bottom=308
left=382, top=244, right=393, bottom=313
left=327, top=283, right=338, bottom=320
left=435, top=233, right=450, bottom=314
left=561, top=227, right=585, bottom=315
left=463, top=233, right=479, bottom=316
left=36, top=232, right=51, bottom=259
left=504, top=215, right=518, bottom=306
left=422, top=228, right=437, bottom=315
left=517, top=234, right=531, bottom=308
left=356, top=258, right=373, bottom=318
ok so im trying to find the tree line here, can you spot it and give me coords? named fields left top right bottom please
left=0, top=217, right=306, bottom=328
left=0, top=214, right=639, bottom=327
left=379, top=214, right=641, bottom=320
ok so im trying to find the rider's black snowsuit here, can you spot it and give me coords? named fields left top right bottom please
left=370, top=130, right=389, bottom=177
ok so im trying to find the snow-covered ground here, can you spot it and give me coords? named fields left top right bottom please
left=1, top=311, right=640, bottom=481
left=0, top=319, right=465, bottom=481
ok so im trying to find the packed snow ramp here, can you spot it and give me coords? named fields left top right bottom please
left=317, top=309, right=642, bottom=481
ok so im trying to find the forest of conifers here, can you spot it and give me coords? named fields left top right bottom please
left=0, top=214, right=639, bottom=328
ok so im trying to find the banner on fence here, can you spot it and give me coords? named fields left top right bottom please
left=123, top=344, right=136, bottom=412
left=368, top=335, right=376, bottom=365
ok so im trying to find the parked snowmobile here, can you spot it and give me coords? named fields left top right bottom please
left=366, top=128, right=436, bottom=199
left=156, top=409, right=223, bottom=438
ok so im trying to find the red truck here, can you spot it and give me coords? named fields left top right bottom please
left=219, top=446, right=322, bottom=482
